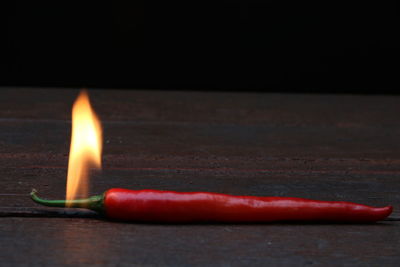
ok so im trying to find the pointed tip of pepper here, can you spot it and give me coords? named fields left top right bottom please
left=384, top=205, right=393, bottom=216
left=373, top=205, right=393, bottom=221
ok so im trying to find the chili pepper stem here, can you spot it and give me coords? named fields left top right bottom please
left=30, top=189, right=104, bottom=213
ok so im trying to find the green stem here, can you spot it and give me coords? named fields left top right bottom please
left=30, top=189, right=104, bottom=213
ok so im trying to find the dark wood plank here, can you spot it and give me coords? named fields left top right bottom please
left=0, top=217, right=398, bottom=266
left=0, top=87, right=399, bottom=266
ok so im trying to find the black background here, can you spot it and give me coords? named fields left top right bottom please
left=1, top=2, right=398, bottom=93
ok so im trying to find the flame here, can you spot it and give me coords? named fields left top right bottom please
left=66, top=90, right=102, bottom=204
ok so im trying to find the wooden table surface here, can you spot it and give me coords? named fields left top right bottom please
left=1, top=88, right=399, bottom=266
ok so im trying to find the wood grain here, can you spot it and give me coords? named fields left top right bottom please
left=0, top=87, right=399, bottom=266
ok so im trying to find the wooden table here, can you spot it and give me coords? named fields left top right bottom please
left=1, top=88, right=399, bottom=266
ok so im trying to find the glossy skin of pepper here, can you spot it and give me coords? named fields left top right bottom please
left=104, top=188, right=393, bottom=222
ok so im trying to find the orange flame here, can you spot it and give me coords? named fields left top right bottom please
left=66, top=90, right=102, bottom=204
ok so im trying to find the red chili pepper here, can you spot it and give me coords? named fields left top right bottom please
left=30, top=188, right=392, bottom=222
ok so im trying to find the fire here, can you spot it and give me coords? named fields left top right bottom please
left=66, top=90, right=102, bottom=204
